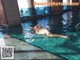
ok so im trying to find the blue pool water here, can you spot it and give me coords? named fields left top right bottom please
left=21, top=11, right=80, bottom=34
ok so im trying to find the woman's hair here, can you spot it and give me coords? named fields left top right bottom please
left=31, top=24, right=42, bottom=34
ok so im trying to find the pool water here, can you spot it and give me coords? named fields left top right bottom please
left=5, top=11, right=80, bottom=60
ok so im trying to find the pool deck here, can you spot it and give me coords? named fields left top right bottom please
left=1, top=34, right=63, bottom=60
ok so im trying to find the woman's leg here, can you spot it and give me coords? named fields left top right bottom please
left=47, top=34, right=68, bottom=38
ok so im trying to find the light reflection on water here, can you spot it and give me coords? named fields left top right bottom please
left=37, top=18, right=50, bottom=29
left=62, top=11, right=72, bottom=32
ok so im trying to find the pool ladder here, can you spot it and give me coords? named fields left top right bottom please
left=75, top=23, right=80, bottom=34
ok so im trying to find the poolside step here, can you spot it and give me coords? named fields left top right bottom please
left=14, top=51, right=62, bottom=60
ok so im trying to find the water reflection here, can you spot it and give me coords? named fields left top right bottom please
left=78, top=9, right=80, bottom=19
left=62, top=11, right=72, bottom=32
left=21, top=21, right=35, bottom=42
left=49, top=15, right=63, bottom=34
left=37, top=17, right=50, bottom=29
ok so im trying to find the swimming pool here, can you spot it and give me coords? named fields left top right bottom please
left=4, top=10, right=80, bottom=60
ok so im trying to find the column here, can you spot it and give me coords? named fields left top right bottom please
left=0, top=0, right=7, bottom=26
left=1, top=0, right=21, bottom=26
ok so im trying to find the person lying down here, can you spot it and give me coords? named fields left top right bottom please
left=31, top=24, right=68, bottom=39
